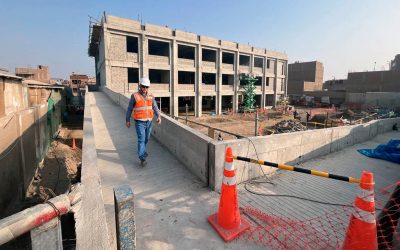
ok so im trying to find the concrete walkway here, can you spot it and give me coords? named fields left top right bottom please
left=89, top=92, right=261, bottom=250
left=90, top=91, right=400, bottom=249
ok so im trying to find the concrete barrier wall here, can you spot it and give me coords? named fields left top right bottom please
left=102, top=87, right=212, bottom=184
left=0, top=104, right=50, bottom=216
left=75, top=91, right=110, bottom=249
left=209, top=117, right=400, bottom=191
left=151, top=114, right=212, bottom=184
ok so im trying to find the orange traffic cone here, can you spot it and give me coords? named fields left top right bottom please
left=72, top=138, right=76, bottom=150
left=208, top=147, right=250, bottom=242
left=342, top=171, right=377, bottom=250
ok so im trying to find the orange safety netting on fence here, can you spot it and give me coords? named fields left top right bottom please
left=237, top=182, right=400, bottom=250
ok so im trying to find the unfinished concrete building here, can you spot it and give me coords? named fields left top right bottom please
left=88, top=14, right=288, bottom=117
left=287, top=61, right=324, bottom=98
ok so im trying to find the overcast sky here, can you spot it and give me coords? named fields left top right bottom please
left=0, top=0, right=399, bottom=80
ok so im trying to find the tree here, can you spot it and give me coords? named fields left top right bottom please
left=240, top=74, right=257, bottom=112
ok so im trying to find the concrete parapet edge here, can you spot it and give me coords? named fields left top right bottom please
left=75, top=90, right=110, bottom=249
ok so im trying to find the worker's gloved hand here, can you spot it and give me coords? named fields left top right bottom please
left=156, top=117, right=161, bottom=125
left=126, top=121, right=131, bottom=128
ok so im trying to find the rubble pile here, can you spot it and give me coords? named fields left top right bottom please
left=271, top=119, right=307, bottom=134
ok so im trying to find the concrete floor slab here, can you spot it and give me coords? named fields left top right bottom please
left=90, top=91, right=400, bottom=249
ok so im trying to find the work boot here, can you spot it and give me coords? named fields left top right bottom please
left=140, top=159, right=147, bottom=167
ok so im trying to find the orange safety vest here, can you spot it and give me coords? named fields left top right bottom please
left=132, top=92, right=154, bottom=121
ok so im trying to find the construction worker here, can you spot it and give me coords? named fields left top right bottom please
left=126, top=77, right=161, bottom=167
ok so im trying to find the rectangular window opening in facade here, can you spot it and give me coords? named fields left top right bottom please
left=202, top=96, right=216, bottom=113
left=265, top=94, right=274, bottom=106
left=202, top=73, right=216, bottom=85
left=267, top=59, right=271, bottom=69
left=202, top=49, right=217, bottom=62
left=148, top=39, right=170, bottom=57
left=221, top=95, right=233, bottom=110
left=178, top=71, right=195, bottom=84
left=178, top=96, right=195, bottom=113
left=128, top=68, right=139, bottom=83
left=255, top=95, right=262, bottom=107
left=266, top=77, right=270, bottom=86
left=149, top=69, right=170, bottom=84
left=178, top=44, right=195, bottom=60
left=239, top=73, right=247, bottom=85
left=126, top=36, right=138, bottom=53
left=155, top=97, right=170, bottom=114
left=281, top=63, right=285, bottom=75
left=255, top=76, right=262, bottom=86
left=239, top=55, right=250, bottom=66
left=222, top=52, right=234, bottom=64
left=222, top=74, right=234, bottom=85
left=254, top=57, right=263, bottom=68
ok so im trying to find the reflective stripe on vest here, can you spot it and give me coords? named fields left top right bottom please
left=132, top=93, right=154, bottom=121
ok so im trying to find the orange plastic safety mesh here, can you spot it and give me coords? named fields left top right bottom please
left=236, top=182, right=400, bottom=250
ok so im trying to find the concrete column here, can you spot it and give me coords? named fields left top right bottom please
left=216, top=48, right=222, bottom=115
left=273, top=59, right=279, bottom=106
left=171, top=40, right=179, bottom=117
left=195, top=44, right=202, bottom=117
left=284, top=60, right=289, bottom=98
left=140, top=34, right=148, bottom=78
left=103, top=26, right=112, bottom=89
left=261, top=56, right=266, bottom=109
left=250, top=54, right=254, bottom=74
left=233, top=51, right=239, bottom=112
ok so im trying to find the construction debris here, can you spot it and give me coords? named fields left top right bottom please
left=271, top=119, right=307, bottom=134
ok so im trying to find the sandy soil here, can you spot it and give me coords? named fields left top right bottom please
left=187, top=111, right=296, bottom=140
left=26, top=136, right=82, bottom=202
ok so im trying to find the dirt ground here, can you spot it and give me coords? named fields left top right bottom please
left=26, top=131, right=82, bottom=203
left=187, top=110, right=297, bottom=140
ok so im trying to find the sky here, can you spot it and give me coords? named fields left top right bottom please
left=0, top=0, right=399, bottom=80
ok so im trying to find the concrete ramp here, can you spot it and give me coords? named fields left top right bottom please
left=89, top=91, right=261, bottom=249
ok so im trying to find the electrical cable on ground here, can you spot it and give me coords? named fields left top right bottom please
left=240, top=135, right=383, bottom=209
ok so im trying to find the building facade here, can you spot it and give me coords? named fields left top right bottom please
left=88, top=15, right=288, bottom=117
left=323, top=79, right=346, bottom=91
left=345, top=70, right=400, bottom=93
left=0, top=69, right=28, bottom=118
left=15, top=65, right=50, bottom=83
left=287, top=61, right=324, bottom=97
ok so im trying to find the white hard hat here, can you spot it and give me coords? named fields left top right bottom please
left=140, top=77, right=150, bottom=87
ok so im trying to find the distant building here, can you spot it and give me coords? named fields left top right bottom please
left=0, top=69, right=28, bottom=118
left=323, top=79, right=346, bottom=91
left=49, top=78, right=64, bottom=85
left=15, top=65, right=50, bottom=83
left=287, top=61, right=324, bottom=98
left=345, top=70, right=400, bottom=93
left=390, top=54, right=400, bottom=71
left=23, top=79, right=64, bottom=106
left=69, top=73, right=95, bottom=88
